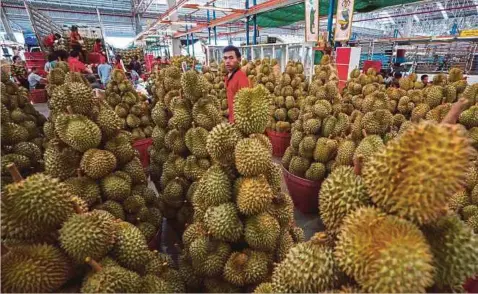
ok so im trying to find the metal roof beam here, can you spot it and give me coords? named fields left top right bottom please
left=173, top=0, right=302, bottom=38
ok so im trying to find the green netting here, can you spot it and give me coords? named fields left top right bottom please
left=253, top=0, right=422, bottom=28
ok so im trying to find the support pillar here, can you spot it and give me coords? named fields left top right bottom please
left=327, top=0, right=335, bottom=45
left=168, top=0, right=182, bottom=56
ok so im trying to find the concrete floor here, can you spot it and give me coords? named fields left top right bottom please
left=34, top=102, right=322, bottom=256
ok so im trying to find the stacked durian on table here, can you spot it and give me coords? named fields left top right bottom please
left=2, top=63, right=185, bottom=293
left=115, top=47, right=145, bottom=65
left=170, top=55, right=197, bottom=68
left=209, top=60, right=229, bottom=118
left=148, top=66, right=224, bottom=229
left=104, top=69, right=155, bottom=140
left=1, top=75, right=47, bottom=189
left=175, top=83, right=305, bottom=292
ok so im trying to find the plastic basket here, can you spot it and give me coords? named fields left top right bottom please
left=133, top=138, right=153, bottom=169
left=25, top=59, right=46, bottom=69
left=282, top=164, right=321, bottom=214
left=29, top=89, right=47, bottom=103
left=266, top=129, right=291, bottom=157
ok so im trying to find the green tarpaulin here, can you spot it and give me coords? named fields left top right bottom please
left=252, top=0, right=422, bottom=28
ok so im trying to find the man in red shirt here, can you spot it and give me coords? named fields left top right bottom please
left=43, top=33, right=61, bottom=52
left=67, top=50, right=92, bottom=74
left=223, top=45, right=250, bottom=123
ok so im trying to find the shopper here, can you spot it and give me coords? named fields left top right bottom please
left=129, top=55, right=142, bottom=76
left=69, top=25, right=86, bottom=62
left=87, top=74, right=102, bottom=89
left=152, top=56, right=162, bottom=71
left=11, top=56, right=29, bottom=89
left=44, top=52, right=57, bottom=73
left=128, top=64, right=140, bottom=86
left=55, top=50, right=69, bottom=62
left=223, top=45, right=250, bottom=123
left=114, top=54, right=126, bottom=71
left=68, top=50, right=92, bottom=74
left=27, top=67, right=47, bottom=90
left=421, top=74, right=429, bottom=85
left=392, top=72, right=402, bottom=88
left=92, top=38, right=103, bottom=53
left=43, top=33, right=61, bottom=52
left=97, top=59, right=112, bottom=86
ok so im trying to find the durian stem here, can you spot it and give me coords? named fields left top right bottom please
left=442, top=98, right=467, bottom=124
left=76, top=168, right=83, bottom=177
left=72, top=201, right=83, bottom=214
left=85, top=257, right=103, bottom=272
left=7, top=164, right=23, bottom=182
left=362, top=129, right=367, bottom=137
left=353, top=155, right=363, bottom=176
left=66, top=106, right=74, bottom=115
left=310, top=232, right=328, bottom=245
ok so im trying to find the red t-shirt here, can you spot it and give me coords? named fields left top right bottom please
left=70, top=31, right=81, bottom=46
left=43, top=34, right=55, bottom=47
left=93, top=42, right=102, bottom=53
left=68, top=57, right=86, bottom=73
left=225, top=69, right=250, bottom=123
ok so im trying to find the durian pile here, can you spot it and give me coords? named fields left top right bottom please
left=209, top=61, right=229, bottom=118
left=260, top=104, right=478, bottom=292
left=149, top=67, right=224, bottom=229
left=170, top=55, right=197, bottom=69
left=243, top=58, right=279, bottom=93
left=177, top=84, right=305, bottom=292
left=115, top=47, right=145, bottom=65
left=1, top=76, right=47, bottom=189
left=44, top=63, right=162, bottom=242
left=266, top=60, right=308, bottom=133
left=1, top=166, right=184, bottom=293
left=104, top=69, right=155, bottom=140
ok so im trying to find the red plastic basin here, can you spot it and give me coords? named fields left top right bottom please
left=266, top=129, right=291, bottom=157
left=29, top=89, right=47, bottom=104
left=282, top=164, right=321, bottom=214
left=133, top=138, right=153, bottom=169
left=464, top=276, right=478, bottom=293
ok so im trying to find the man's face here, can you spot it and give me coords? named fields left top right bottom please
left=423, top=77, right=428, bottom=84
left=223, top=51, right=240, bottom=72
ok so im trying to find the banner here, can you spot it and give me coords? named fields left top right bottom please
left=460, top=29, right=478, bottom=37
left=305, top=0, right=319, bottom=42
left=334, top=0, right=355, bottom=42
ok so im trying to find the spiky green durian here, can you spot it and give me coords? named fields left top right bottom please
left=2, top=173, right=76, bottom=242
left=59, top=210, right=117, bottom=263
left=235, top=137, right=272, bottom=177
left=423, top=215, right=478, bottom=291
left=104, top=133, right=135, bottom=165
left=206, top=122, right=242, bottom=165
left=81, top=263, right=141, bottom=293
left=1, top=122, right=29, bottom=145
left=112, top=222, right=150, bottom=273
left=237, top=175, right=273, bottom=215
left=271, top=233, right=339, bottom=293
left=319, top=166, right=370, bottom=234
left=363, top=122, right=475, bottom=225
left=244, top=212, right=280, bottom=252
left=1, top=244, right=72, bottom=293
left=189, top=237, right=231, bottom=277
left=100, top=173, right=132, bottom=202
left=353, top=135, right=384, bottom=164
left=335, top=207, right=434, bottom=292
left=185, top=125, right=209, bottom=158
left=95, top=100, right=124, bottom=138
left=234, top=85, right=271, bottom=135
left=63, top=176, right=101, bottom=207
left=96, top=200, right=125, bottom=220
left=122, top=157, right=147, bottom=184
left=80, top=149, right=117, bottom=179
left=204, top=202, right=243, bottom=242
left=223, top=249, right=271, bottom=286
left=44, top=140, right=82, bottom=180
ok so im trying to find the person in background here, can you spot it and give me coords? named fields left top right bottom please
left=114, top=54, right=126, bottom=71
left=421, top=74, right=429, bottom=85
left=92, top=38, right=103, bottom=53
left=43, top=33, right=61, bottom=52
left=98, top=58, right=112, bottom=87
left=69, top=25, right=85, bottom=62
left=11, top=56, right=29, bottom=89
left=87, top=74, right=102, bottom=90
left=28, top=67, right=47, bottom=90
left=68, top=50, right=92, bottom=74
left=1, top=60, right=14, bottom=83
left=55, top=49, right=69, bottom=62
left=129, top=55, right=142, bottom=76
left=128, top=64, right=140, bottom=86
left=44, top=52, right=57, bottom=73
left=384, top=72, right=394, bottom=87
left=152, top=56, right=162, bottom=71
left=223, top=45, right=250, bottom=123
left=392, top=72, right=402, bottom=88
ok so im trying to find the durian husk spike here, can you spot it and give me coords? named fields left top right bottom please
left=353, top=155, right=363, bottom=176
left=442, top=98, right=467, bottom=124
left=85, top=257, right=103, bottom=272
left=7, top=163, right=23, bottom=183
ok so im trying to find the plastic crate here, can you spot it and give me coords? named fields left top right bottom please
left=25, top=59, right=46, bottom=69
left=283, top=165, right=321, bottom=214
left=133, top=138, right=153, bottom=169
left=266, top=129, right=291, bottom=157
left=24, top=52, right=45, bottom=60
left=29, top=89, right=47, bottom=103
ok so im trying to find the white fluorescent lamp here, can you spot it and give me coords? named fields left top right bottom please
left=436, top=2, right=448, bottom=20
left=413, top=14, right=420, bottom=22
left=196, top=5, right=233, bottom=12
left=170, top=21, right=198, bottom=26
